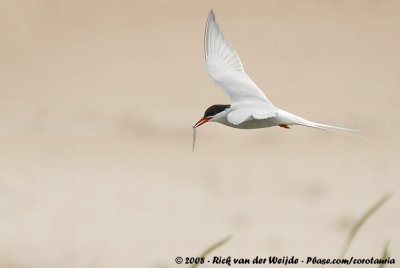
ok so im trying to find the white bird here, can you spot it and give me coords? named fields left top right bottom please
left=193, top=10, right=359, bottom=136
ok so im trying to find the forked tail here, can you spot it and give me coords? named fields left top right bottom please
left=304, top=121, right=360, bottom=133
left=283, top=110, right=363, bottom=136
left=299, top=121, right=364, bottom=138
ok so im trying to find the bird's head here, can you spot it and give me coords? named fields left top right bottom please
left=193, top=104, right=231, bottom=128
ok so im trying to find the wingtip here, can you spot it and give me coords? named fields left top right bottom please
left=205, top=9, right=216, bottom=60
left=208, top=9, right=215, bottom=21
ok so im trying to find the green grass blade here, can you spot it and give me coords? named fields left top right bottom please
left=340, top=194, right=391, bottom=258
left=379, top=241, right=390, bottom=268
left=191, top=235, right=232, bottom=268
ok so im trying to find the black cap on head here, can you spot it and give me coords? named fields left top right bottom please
left=204, top=104, right=231, bottom=118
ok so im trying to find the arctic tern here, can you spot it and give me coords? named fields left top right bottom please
left=193, top=10, right=359, bottom=150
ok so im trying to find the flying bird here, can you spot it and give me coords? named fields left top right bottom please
left=193, top=10, right=359, bottom=150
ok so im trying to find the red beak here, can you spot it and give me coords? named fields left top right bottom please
left=193, top=117, right=209, bottom=128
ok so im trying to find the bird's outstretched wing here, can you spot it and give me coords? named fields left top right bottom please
left=205, top=10, right=277, bottom=122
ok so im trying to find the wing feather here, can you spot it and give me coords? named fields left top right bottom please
left=227, top=108, right=274, bottom=125
left=205, top=10, right=277, bottom=115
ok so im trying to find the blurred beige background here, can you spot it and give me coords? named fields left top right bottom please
left=0, top=1, right=399, bottom=267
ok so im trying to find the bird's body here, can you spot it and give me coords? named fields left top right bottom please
left=193, top=10, right=359, bottom=137
left=211, top=107, right=293, bottom=129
